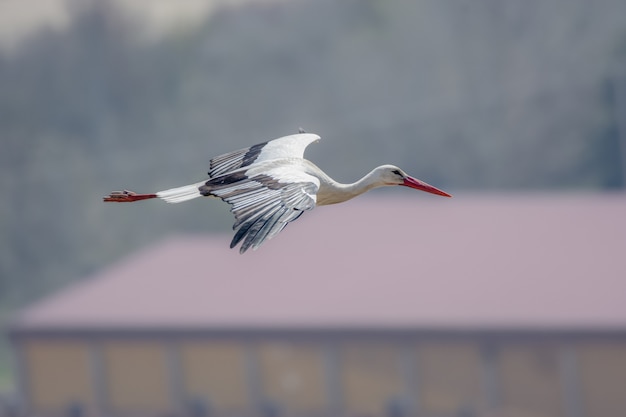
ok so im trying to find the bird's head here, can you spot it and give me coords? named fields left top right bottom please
left=376, top=165, right=452, bottom=197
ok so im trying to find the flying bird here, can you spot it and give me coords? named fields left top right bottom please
left=104, top=132, right=451, bottom=253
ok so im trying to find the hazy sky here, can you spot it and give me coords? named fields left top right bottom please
left=0, top=0, right=285, bottom=51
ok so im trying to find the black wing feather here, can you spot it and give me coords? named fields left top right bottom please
left=203, top=173, right=318, bottom=253
left=208, top=142, right=267, bottom=178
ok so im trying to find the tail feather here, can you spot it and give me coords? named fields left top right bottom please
left=156, top=181, right=206, bottom=203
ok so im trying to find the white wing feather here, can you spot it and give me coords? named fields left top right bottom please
left=203, top=164, right=320, bottom=253
left=154, top=133, right=322, bottom=252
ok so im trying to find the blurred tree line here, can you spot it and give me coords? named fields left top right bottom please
left=1, top=0, right=625, bottom=312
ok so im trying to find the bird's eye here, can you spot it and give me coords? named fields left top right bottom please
left=392, top=169, right=402, bottom=176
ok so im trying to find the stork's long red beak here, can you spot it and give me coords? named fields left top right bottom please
left=402, top=176, right=452, bottom=197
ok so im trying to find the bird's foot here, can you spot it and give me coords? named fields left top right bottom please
left=103, top=190, right=157, bottom=202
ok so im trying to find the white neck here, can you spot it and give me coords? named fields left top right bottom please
left=316, top=168, right=387, bottom=206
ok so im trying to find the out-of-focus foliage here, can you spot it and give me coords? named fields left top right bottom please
left=1, top=0, right=625, bottom=308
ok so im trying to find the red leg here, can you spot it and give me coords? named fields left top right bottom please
left=103, top=190, right=158, bottom=202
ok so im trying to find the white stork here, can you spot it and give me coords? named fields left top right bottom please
left=104, top=132, right=451, bottom=253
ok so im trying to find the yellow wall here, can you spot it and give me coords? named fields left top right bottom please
left=258, top=341, right=327, bottom=413
left=340, top=342, right=405, bottom=415
left=578, top=343, right=626, bottom=417
left=19, top=336, right=626, bottom=417
left=498, top=344, right=563, bottom=417
left=23, top=339, right=94, bottom=413
left=102, top=340, right=170, bottom=413
left=417, top=341, right=483, bottom=415
left=180, top=340, right=248, bottom=412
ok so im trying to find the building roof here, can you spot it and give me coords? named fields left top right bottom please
left=11, top=193, right=626, bottom=335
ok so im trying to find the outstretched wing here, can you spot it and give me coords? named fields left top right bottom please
left=208, top=133, right=320, bottom=178
left=209, top=142, right=267, bottom=178
left=201, top=166, right=320, bottom=253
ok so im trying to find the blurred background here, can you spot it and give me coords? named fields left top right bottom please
left=1, top=0, right=626, bottom=416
